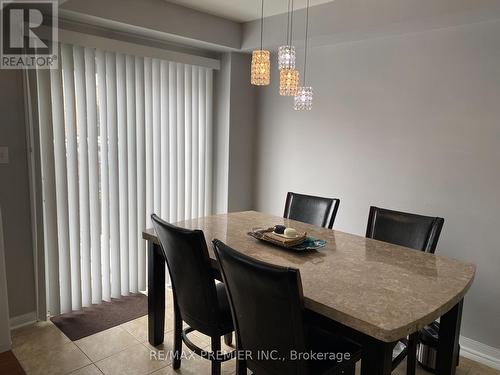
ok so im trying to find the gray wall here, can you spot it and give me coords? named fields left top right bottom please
left=0, top=70, right=36, bottom=318
left=0, top=207, right=12, bottom=351
left=213, top=52, right=258, bottom=213
left=213, top=53, right=231, bottom=214
left=254, top=20, right=500, bottom=349
left=227, top=53, right=257, bottom=212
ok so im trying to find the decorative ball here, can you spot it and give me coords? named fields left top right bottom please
left=284, top=228, right=298, bottom=238
left=274, top=225, right=286, bottom=234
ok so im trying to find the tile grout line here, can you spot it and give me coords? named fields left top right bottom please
left=93, top=341, right=143, bottom=364
left=14, top=339, right=79, bottom=372
left=43, top=323, right=142, bottom=374
left=140, top=340, right=173, bottom=372
left=68, top=324, right=142, bottom=365
left=63, top=345, right=95, bottom=375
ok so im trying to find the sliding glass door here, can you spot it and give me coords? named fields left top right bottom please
left=36, top=43, right=213, bottom=315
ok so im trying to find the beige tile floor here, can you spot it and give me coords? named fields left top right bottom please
left=10, top=291, right=500, bottom=375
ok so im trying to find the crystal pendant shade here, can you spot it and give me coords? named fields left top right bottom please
left=251, top=50, right=270, bottom=86
left=294, top=86, right=313, bottom=110
left=278, top=45, right=296, bottom=70
left=279, top=69, right=299, bottom=96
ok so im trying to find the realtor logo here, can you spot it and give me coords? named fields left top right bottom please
left=1, top=0, right=58, bottom=69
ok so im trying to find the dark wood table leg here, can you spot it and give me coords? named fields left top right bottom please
left=406, top=332, right=418, bottom=375
left=436, top=299, right=463, bottom=375
left=148, top=240, right=165, bottom=346
left=361, top=339, right=394, bottom=375
left=305, top=309, right=394, bottom=375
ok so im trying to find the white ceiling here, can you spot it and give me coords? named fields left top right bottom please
left=166, top=0, right=335, bottom=22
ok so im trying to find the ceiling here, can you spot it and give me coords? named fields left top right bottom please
left=166, top=0, right=335, bottom=22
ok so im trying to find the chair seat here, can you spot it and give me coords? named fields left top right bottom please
left=180, top=282, right=233, bottom=338
left=307, top=326, right=362, bottom=375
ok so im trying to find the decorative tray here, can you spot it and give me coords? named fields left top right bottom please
left=247, top=227, right=326, bottom=251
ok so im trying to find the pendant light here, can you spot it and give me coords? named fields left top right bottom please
left=251, top=0, right=270, bottom=86
left=278, top=0, right=296, bottom=70
left=279, top=0, right=299, bottom=96
left=279, top=69, right=300, bottom=96
left=294, top=0, right=313, bottom=110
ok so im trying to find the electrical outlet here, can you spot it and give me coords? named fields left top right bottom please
left=0, top=147, right=9, bottom=164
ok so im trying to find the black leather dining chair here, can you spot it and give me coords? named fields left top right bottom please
left=284, top=192, right=340, bottom=229
left=151, top=214, right=235, bottom=375
left=366, top=206, right=444, bottom=253
left=365, top=206, right=445, bottom=375
left=213, top=239, right=362, bottom=375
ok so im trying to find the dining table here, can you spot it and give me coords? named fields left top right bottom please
left=142, top=211, right=475, bottom=375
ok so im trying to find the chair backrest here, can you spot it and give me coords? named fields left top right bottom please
left=213, top=239, right=308, bottom=375
left=283, top=192, right=340, bottom=229
left=151, top=214, right=221, bottom=333
left=365, top=206, right=444, bottom=253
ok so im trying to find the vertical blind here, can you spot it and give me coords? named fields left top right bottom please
left=36, top=43, right=214, bottom=315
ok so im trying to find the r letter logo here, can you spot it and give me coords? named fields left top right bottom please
left=1, top=0, right=58, bottom=69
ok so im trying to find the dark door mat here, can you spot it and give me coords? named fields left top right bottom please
left=50, top=293, right=148, bottom=341
left=0, top=350, right=26, bottom=375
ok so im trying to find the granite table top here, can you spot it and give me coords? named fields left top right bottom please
left=143, top=211, right=475, bottom=343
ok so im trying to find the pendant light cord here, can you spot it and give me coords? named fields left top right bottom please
left=286, top=0, right=291, bottom=45
left=289, top=0, right=294, bottom=45
left=303, top=0, right=310, bottom=84
left=260, top=0, right=264, bottom=50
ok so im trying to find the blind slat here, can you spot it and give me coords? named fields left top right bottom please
left=205, top=70, right=213, bottom=216
left=198, top=68, right=206, bottom=219
left=61, top=44, right=82, bottom=311
left=176, top=63, right=185, bottom=221
left=136, top=56, right=147, bottom=291
left=96, top=49, right=111, bottom=302
left=145, top=57, right=154, bottom=229
left=50, top=56, right=72, bottom=314
left=152, top=59, right=161, bottom=216
left=160, top=61, right=169, bottom=219
left=74, top=45, right=92, bottom=308
left=116, top=53, right=130, bottom=296
left=37, top=69, right=61, bottom=315
left=191, top=67, right=199, bottom=218
left=84, top=47, right=102, bottom=304
left=106, top=51, right=121, bottom=298
left=184, top=66, right=192, bottom=220
left=126, top=55, right=138, bottom=294
left=169, top=62, right=177, bottom=222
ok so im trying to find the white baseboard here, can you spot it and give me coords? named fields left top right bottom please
left=460, top=335, right=500, bottom=370
left=9, top=311, right=37, bottom=330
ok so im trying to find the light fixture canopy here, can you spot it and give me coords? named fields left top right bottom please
left=279, top=69, right=299, bottom=96
left=251, top=50, right=270, bottom=86
left=294, top=86, right=313, bottom=110
left=278, top=45, right=296, bottom=70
